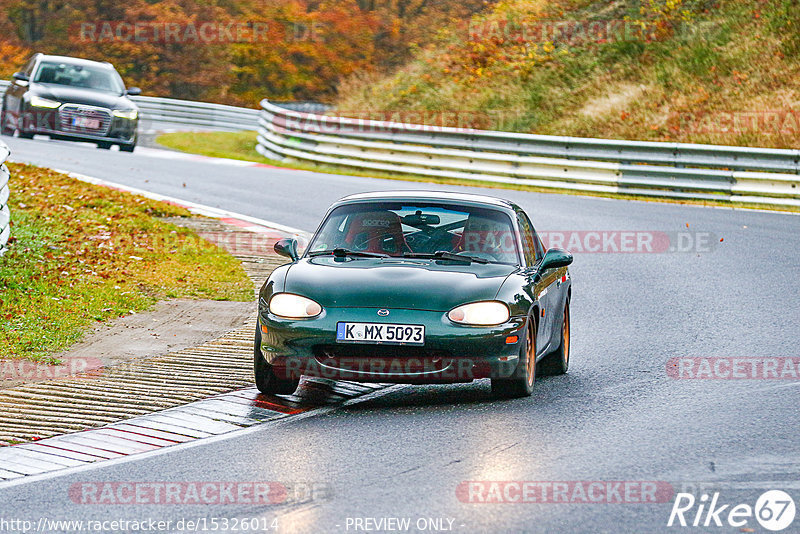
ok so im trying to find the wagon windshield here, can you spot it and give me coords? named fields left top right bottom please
left=308, top=201, right=520, bottom=265
left=33, top=61, right=125, bottom=94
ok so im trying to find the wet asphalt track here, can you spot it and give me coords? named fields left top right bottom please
left=2, top=135, right=799, bottom=533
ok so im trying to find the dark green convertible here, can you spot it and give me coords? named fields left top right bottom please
left=255, top=191, right=572, bottom=398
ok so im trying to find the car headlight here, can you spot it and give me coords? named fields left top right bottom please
left=112, top=109, right=138, bottom=120
left=29, top=96, right=60, bottom=109
left=448, top=301, right=510, bottom=326
left=269, top=293, right=322, bottom=319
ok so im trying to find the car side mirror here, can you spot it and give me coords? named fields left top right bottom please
left=12, top=72, right=29, bottom=83
left=274, top=238, right=299, bottom=261
left=126, top=87, right=141, bottom=96
left=540, top=248, right=573, bottom=271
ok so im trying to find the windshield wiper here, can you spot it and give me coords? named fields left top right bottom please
left=402, top=250, right=489, bottom=264
left=309, top=248, right=389, bottom=259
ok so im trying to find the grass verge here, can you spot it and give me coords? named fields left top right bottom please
left=155, top=131, right=267, bottom=163
left=0, top=163, right=254, bottom=362
left=336, top=0, right=800, bottom=149
left=156, top=131, right=799, bottom=214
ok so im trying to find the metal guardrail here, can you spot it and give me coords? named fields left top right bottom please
left=0, top=80, right=262, bottom=132
left=131, top=95, right=260, bottom=132
left=0, top=140, right=10, bottom=255
left=257, top=99, right=800, bottom=208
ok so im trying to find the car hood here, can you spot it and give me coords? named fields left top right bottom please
left=31, top=84, right=135, bottom=110
left=283, top=257, right=517, bottom=311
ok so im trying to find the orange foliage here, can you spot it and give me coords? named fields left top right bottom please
left=0, top=0, right=487, bottom=105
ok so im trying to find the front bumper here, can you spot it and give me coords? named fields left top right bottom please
left=21, top=108, right=137, bottom=144
left=258, top=307, right=527, bottom=383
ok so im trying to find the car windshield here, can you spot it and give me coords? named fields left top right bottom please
left=308, top=201, right=520, bottom=264
left=33, top=61, right=125, bottom=94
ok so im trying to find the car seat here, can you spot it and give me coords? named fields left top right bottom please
left=344, top=211, right=409, bottom=255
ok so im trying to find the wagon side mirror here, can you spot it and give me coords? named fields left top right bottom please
left=274, top=238, right=299, bottom=261
left=12, top=72, right=29, bottom=82
left=126, top=87, right=141, bottom=96
left=540, top=248, right=573, bottom=271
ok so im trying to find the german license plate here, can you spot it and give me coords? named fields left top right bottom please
left=73, top=117, right=100, bottom=129
left=336, top=322, right=425, bottom=345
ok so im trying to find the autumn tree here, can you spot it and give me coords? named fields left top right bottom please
left=0, top=0, right=491, bottom=104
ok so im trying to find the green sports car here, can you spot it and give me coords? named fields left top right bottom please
left=255, top=191, right=572, bottom=398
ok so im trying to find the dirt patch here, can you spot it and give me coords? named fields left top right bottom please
left=1, top=299, right=253, bottom=390
left=579, top=82, right=648, bottom=118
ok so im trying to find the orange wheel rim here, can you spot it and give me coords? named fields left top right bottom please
left=526, top=324, right=535, bottom=386
left=563, top=306, right=570, bottom=364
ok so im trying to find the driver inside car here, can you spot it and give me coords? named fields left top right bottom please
left=454, top=212, right=518, bottom=263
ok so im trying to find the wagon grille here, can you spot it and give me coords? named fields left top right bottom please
left=59, top=105, right=112, bottom=135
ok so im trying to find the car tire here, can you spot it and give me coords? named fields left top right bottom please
left=17, top=110, right=34, bottom=139
left=254, top=325, right=299, bottom=395
left=539, top=299, right=570, bottom=376
left=97, top=142, right=112, bottom=150
left=491, top=319, right=536, bottom=398
left=0, top=107, right=13, bottom=136
left=120, top=132, right=136, bottom=153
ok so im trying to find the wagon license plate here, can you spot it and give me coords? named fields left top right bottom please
left=72, top=117, right=100, bottom=129
left=336, top=322, right=425, bottom=345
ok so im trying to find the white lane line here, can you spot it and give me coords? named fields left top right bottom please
left=131, top=146, right=261, bottom=167
left=52, top=169, right=310, bottom=237
left=0, top=384, right=407, bottom=488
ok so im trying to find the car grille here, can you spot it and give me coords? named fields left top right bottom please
left=59, top=105, right=112, bottom=135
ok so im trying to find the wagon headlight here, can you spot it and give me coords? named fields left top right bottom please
left=29, top=96, right=61, bottom=109
left=269, top=293, right=322, bottom=319
left=113, top=109, right=138, bottom=120
left=448, top=301, right=510, bottom=326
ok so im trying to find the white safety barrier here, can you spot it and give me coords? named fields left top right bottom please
left=257, top=99, right=800, bottom=208
left=0, top=140, right=10, bottom=254
left=131, top=95, right=260, bottom=131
